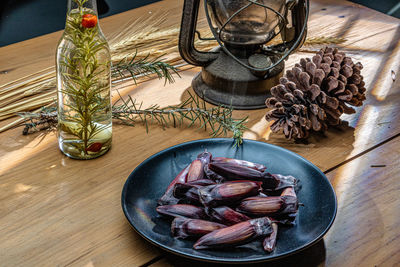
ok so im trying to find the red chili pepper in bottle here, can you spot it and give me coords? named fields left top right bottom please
left=86, top=142, right=103, bottom=152
left=81, top=14, right=98, bottom=28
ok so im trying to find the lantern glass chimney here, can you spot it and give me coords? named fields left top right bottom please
left=206, top=0, right=286, bottom=46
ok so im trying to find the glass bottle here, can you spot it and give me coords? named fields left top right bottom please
left=56, top=0, right=112, bottom=159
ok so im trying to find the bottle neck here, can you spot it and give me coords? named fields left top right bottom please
left=67, top=0, right=98, bottom=16
left=65, top=0, right=103, bottom=34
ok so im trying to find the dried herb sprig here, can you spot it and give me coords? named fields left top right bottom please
left=18, top=92, right=248, bottom=146
left=112, top=52, right=180, bottom=85
left=18, top=106, right=58, bottom=135
left=113, top=91, right=247, bottom=146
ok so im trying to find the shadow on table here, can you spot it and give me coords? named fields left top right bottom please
left=159, top=239, right=326, bottom=267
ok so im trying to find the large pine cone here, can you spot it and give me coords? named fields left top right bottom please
left=265, top=47, right=366, bottom=140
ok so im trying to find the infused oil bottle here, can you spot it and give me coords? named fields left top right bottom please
left=56, top=0, right=112, bottom=159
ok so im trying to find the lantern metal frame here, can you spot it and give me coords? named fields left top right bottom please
left=204, top=0, right=309, bottom=76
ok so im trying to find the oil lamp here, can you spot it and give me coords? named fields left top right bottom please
left=179, top=0, right=309, bottom=109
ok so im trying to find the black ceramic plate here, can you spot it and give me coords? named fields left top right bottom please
left=121, top=138, right=337, bottom=264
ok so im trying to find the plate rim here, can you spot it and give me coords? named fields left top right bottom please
left=121, top=138, right=337, bottom=264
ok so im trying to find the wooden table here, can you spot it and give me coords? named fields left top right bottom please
left=0, top=0, right=399, bottom=266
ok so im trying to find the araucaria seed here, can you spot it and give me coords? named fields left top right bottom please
left=207, top=206, right=250, bottom=226
left=187, top=151, right=212, bottom=182
left=198, top=181, right=261, bottom=207
left=263, top=222, right=278, bottom=252
left=156, top=204, right=207, bottom=219
left=212, top=157, right=267, bottom=172
left=193, top=217, right=273, bottom=249
left=158, top=165, right=190, bottom=205
left=236, top=195, right=298, bottom=217
left=171, top=218, right=225, bottom=239
left=208, top=161, right=282, bottom=189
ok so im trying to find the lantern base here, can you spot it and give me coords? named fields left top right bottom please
left=192, top=51, right=284, bottom=110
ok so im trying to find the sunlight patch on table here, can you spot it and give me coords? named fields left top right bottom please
left=0, top=134, right=56, bottom=176
left=45, top=164, right=57, bottom=170
left=371, top=35, right=400, bottom=101
left=83, top=261, right=94, bottom=267
left=112, top=69, right=198, bottom=109
left=349, top=105, right=379, bottom=157
left=14, top=183, right=36, bottom=193
left=330, top=106, right=378, bottom=200
left=243, top=117, right=271, bottom=140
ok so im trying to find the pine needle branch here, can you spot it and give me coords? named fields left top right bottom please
left=111, top=53, right=180, bottom=85
left=112, top=91, right=247, bottom=146
left=17, top=93, right=248, bottom=146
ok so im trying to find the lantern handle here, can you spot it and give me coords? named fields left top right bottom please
left=179, top=0, right=219, bottom=66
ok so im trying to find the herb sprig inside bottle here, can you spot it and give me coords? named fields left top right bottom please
left=56, top=0, right=112, bottom=159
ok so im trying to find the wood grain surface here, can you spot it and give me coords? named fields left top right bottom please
left=0, top=0, right=399, bottom=266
